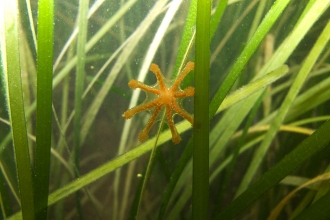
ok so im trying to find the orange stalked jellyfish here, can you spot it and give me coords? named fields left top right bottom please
left=122, top=62, right=194, bottom=144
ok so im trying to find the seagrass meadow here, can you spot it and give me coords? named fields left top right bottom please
left=1, top=0, right=330, bottom=219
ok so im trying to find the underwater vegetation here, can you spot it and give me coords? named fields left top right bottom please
left=1, top=0, right=330, bottom=219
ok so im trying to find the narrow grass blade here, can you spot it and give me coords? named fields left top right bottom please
left=129, top=112, right=166, bottom=220
left=0, top=168, right=13, bottom=218
left=292, top=190, right=330, bottom=220
left=216, top=89, right=265, bottom=210
left=193, top=0, right=211, bottom=219
left=73, top=0, right=90, bottom=218
left=236, top=20, right=330, bottom=196
left=157, top=139, right=193, bottom=220
left=17, top=0, right=37, bottom=55
left=34, top=0, right=54, bottom=218
left=268, top=172, right=330, bottom=219
left=211, top=0, right=260, bottom=65
left=172, top=0, right=197, bottom=77
left=216, top=119, right=330, bottom=220
left=210, top=0, right=228, bottom=38
left=74, top=0, right=89, bottom=169
left=209, top=0, right=290, bottom=120
left=216, top=65, right=288, bottom=113
left=3, top=0, right=35, bottom=219
left=209, top=0, right=330, bottom=199
left=247, top=0, right=267, bottom=40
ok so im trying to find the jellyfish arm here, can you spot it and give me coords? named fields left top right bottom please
left=122, top=62, right=194, bottom=144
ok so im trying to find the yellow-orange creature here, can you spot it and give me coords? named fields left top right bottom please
left=123, top=62, right=195, bottom=144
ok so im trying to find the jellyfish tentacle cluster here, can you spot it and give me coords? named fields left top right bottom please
left=123, top=62, right=194, bottom=144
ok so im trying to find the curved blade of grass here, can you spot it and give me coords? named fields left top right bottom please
left=166, top=137, right=263, bottom=219
left=236, top=19, right=330, bottom=197
left=210, top=0, right=260, bottom=64
left=0, top=165, right=14, bottom=218
left=292, top=189, right=330, bottom=220
left=161, top=0, right=302, bottom=213
left=255, top=68, right=330, bottom=128
left=209, top=0, right=330, bottom=200
left=2, top=0, right=35, bottom=219
left=33, top=0, right=54, bottom=218
left=216, top=119, right=330, bottom=220
left=0, top=149, right=20, bottom=196
left=209, top=0, right=291, bottom=120
left=216, top=89, right=265, bottom=211
left=217, top=65, right=288, bottom=113
left=268, top=172, right=330, bottom=220
left=286, top=75, right=330, bottom=122
left=0, top=133, right=20, bottom=207
left=164, top=118, right=318, bottom=218
left=208, top=0, right=291, bottom=167
left=209, top=65, right=287, bottom=169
